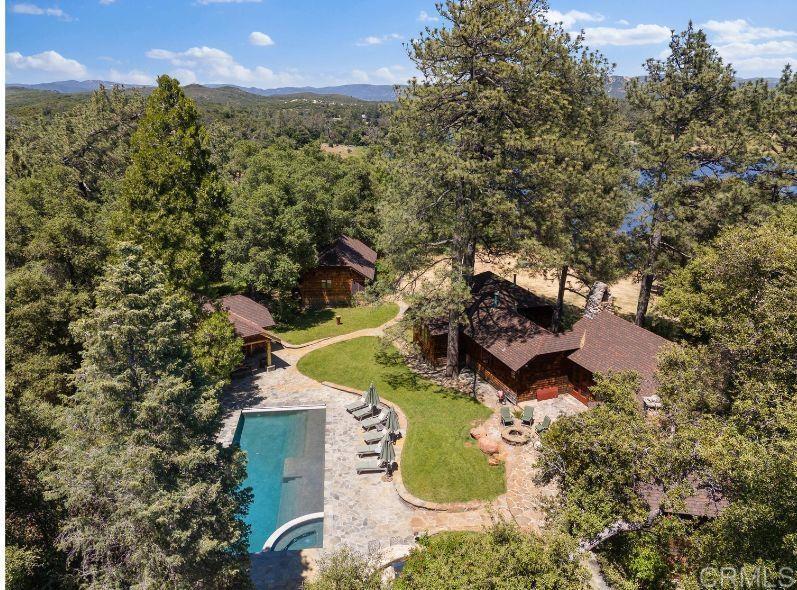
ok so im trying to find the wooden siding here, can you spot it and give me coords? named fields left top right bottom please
left=416, top=322, right=595, bottom=406
left=414, top=325, right=447, bottom=366
left=567, top=360, right=595, bottom=404
left=299, top=267, right=364, bottom=307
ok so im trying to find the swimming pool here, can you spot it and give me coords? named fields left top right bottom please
left=233, top=406, right=326, bottom=552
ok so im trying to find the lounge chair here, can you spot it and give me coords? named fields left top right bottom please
left=500, top=406, right=515, bottom=426
left=362, top=410, right=388, bottom=430
left=534, top=415, right=551, bottom=434
left=352, top=404, right=378, bottom=420
left=356, top=459, right=386, bottom=474
left=520, top=406, right=534, bottom=427
left=346, top=396, right=369, bottom=414
left=363, top=429, right=387, bottom=445
left=356, top=442, right=381, bottom=456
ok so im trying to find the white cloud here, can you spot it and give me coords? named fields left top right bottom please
left=350, top=69, right=369, bottom=83
left=730, top=55, right=795, bottom=76
left=171, top=68, right=198, bottom=85
left=581, top=24, right=672, bottom=46
left=109, top=68, right=154, bottom=85
left=249, top=31, right=274, bottom=46
left=11, top=3, right=72, bottom=20
left=545, top=9, right=603, bottom=29
left=716, top=40, right=797, bottom=60
left=356, top=33, right=402, bottom=46
left=146, top=45, right=303, bottom=87
left=698, top=20, right=797, bottom=76
left=345, top=65, right=414, bottom=85
left=6, top=50, right=87, bottom=78
left=701, top=19, right=796, bottom=43
left=616, top=19, right=630, bottom=26
left=418, top=10, right=438, bottom=23
left=99, top=0, right=116, bottom=4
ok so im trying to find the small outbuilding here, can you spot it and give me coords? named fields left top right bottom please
left=298, top=235, right=377, bottom=307
left=205, top=294, right=276, bottom=367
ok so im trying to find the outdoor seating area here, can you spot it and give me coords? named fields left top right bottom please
left=348, top=383, right=400, bottom=476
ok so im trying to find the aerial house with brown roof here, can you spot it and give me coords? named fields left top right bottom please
left=414, top=271, right=670, bottom=406
left=298, top=235, right=377, bottom=307
left=204, top=295, right=276, bottom=367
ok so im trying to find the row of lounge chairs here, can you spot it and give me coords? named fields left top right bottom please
left=346, top=385, right=399, bottom=474
left=500, top=406, right=551, bottom=434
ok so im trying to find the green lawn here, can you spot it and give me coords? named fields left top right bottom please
left=271, top=303, right=399, bottom=345
left=297, top=336, right=505, bottom=503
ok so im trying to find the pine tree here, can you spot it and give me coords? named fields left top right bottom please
left=380, top=0, right=618, bottom=374
left=626, top=24, right=738, bottom=325
left=114, top=75, right=228, bottom=290
left=47, top=245, right=251, bottom=589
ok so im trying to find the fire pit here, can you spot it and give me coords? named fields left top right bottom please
left=501, top=425, right=532, bottom=445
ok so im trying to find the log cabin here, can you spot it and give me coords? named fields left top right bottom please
left=205, top=294, right=276, bottom=367
left=298, top=235, right=377, bottom=307
left=414, top=271, right=671, bottom=406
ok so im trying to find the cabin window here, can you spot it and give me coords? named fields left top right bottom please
left=321, top=279, right=332, bottom=289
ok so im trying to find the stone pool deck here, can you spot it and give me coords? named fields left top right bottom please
left=218, top=311, right=588, bottom=589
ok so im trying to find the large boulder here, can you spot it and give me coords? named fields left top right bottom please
left=478, top=436, right=500, bottom=455
left=470, top=426, right=487, bottom=440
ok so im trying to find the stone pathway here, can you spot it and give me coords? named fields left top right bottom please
left=218, top=303, right=589, bottom=588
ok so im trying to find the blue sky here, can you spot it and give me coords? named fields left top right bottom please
left=6, top=0, right=797, bottom=87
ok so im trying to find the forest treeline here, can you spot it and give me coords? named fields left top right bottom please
left=5, top=0, right=796, bottom=588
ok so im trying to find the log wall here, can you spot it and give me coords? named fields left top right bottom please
left=299, top=267, right=364, bottom=307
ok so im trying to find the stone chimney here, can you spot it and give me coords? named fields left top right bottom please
left=584, top=281, right=614, bottom=318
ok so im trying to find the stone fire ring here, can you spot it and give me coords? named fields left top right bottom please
left=501, top=424, right=532, bottom=445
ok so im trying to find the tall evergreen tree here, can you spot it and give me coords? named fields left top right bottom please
left=114, top=75, right=228, bottom=290
left=47, top=245, right=251, bottom=589
left=626, top=24, right=738, bottom=325
left=380, top=0, right=618, bottom=374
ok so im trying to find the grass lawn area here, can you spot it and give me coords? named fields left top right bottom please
left=271, top=303, right=399, bottom=345
left=297, top=336, right=505, bottom=503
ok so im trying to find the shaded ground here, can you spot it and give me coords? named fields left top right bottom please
left=271, top=303, right=399, bottom=345
left=297, top=337, right=506, bottom=503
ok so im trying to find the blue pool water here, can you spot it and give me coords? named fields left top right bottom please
left=233, top=408, right=325, bottom=552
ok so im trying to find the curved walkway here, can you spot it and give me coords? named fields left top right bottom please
left=218, top=301, right=586, bottom=589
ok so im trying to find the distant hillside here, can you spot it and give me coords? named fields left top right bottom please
left=7, top=76, right=782, bottom=104
left=7, top=79, right=147, bottom=93
left=211, top=83, right=399, bottom=102
left=8, top=80, right=397, bottom=102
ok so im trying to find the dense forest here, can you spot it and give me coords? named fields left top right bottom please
left=5, top=0, right=796, bottom=588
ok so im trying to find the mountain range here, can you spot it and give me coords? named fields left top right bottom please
left=7, top=76, right=781, bottom=102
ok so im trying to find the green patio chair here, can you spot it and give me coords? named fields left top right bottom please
left=535, top=415, right=551, bottom=434
left=520, top=406, right=534, bottom=426
left=500, top=406, right=515, bottom=426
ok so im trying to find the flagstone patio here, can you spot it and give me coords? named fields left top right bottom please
left=219, top=325, right=587, bottom=589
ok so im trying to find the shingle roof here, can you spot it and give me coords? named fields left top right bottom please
left=637, top=477, right=729, bottom=518
left=568, top=311, right=671, bottom=397
left=462, top=273, right=580, bottom=371
left=317, top=235, right=377, bottom=280
left=204, top=295, right=276, bottom=339
left=464, top=302, right=583, bottom=371
left=470, top=271, right=549, bottom=309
